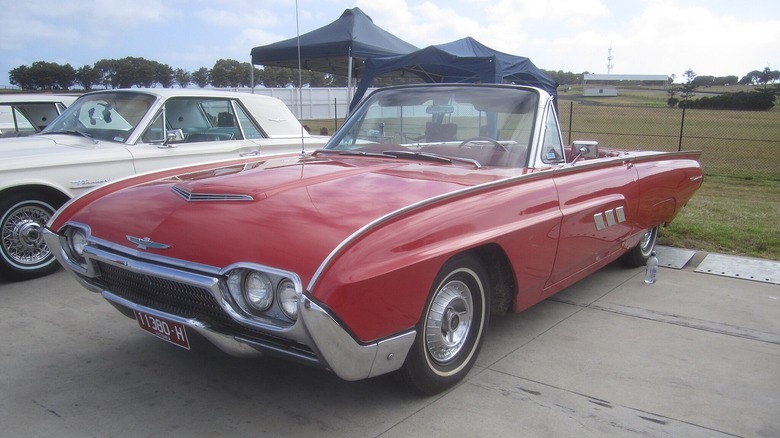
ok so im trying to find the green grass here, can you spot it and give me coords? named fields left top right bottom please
left=659, top=176, right=780, bottom=260
left=557, top=101, right=780, bottom=180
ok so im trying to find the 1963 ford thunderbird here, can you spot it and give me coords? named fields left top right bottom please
left=45, top=84, right=702, bottom=394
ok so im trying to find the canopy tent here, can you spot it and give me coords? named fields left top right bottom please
left=351, top=37, right=558, bottom=109
left=250, top=7, right=418, bottom=94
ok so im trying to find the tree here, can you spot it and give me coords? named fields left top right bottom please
left=154, top=62, right=174, bottom=88
left=75, top=65, right=101, bottom=90
left=679, top=68, right=697, bottom=104
left=757, top=67, right=780, bottom=88
left=174, top=69, right=192, bottom=88
left=18, top=61, right=76, bottom=90
left=210, top=59, right=243, bottom=88
left=8, top=65, right=34, bottom=90
left=93, top=59, right=116, bottom=89
left=130, top=58, right=157, bottom=87
left=261, top=66, right=297, bottom=88
left=691, top=75, right=714, bottom=87
left=192, top=67, right=210, bottom=88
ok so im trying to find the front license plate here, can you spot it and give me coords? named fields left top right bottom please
left=134, top=310, right=190, bottom=350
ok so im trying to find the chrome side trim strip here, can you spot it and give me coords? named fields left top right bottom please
left=307, top=170, right=552, bottom=291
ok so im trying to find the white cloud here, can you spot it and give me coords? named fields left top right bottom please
left=1, top=0, right=778, bottom=86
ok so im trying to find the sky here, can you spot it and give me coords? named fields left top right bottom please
left=1, top=0, right=779, bottom=87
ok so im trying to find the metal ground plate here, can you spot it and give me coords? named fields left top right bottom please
left=695, top=253, right=780, bottom=285
left=655, top=246, right=696, bottom=269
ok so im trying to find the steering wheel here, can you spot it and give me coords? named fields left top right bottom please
left=458, top=136, right=508, bottom=151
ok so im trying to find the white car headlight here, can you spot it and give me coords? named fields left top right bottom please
left=277, top=279, right=299, bottom=320
left=65, top=227, right=88, bottom=264
left=244, top=271, right=274, bottom=311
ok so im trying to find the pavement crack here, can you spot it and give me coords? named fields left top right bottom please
left=32, top=399, right=64, bottom=419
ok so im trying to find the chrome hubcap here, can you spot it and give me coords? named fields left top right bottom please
left=2, top=205, right=52, bottom=265
left=425, top=279, right=473, bottom=364
left=639, top=227, right=657, bottom=257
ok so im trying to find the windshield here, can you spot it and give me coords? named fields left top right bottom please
left=43, top=92, right=156, bottom=143
left=326, top=85, right=539, bottom=168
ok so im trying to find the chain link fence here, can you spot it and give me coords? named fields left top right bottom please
left=558, top=100, right=780, bottom=180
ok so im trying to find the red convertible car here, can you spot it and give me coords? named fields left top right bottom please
left=45, top=84, right=702, bottom=394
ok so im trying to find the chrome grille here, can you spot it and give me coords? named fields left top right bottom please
left=97, top=261, right=229, bottom=324
left=94, top=261, right=316, bottom=358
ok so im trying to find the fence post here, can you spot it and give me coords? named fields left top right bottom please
left=334, top=98, right=338, bottom=132
left=568, top=102, right=573, bottom=144
left=678, top=103, right=687, bottom=151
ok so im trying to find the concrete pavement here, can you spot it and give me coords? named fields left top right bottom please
left=1, top=250, right=778, bottom=437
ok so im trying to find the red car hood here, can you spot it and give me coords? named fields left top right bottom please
left=68, top=155, right=509, bottom=285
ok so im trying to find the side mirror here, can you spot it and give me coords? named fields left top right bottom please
left=160, top=129, right=184, bottom=148
left=571, top=140, right=598, bottom=161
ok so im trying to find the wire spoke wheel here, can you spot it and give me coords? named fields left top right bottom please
left=0, top=194, right=62, bottom=280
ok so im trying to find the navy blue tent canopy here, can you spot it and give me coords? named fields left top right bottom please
left=351, top=37, right=558, bottom=109
left=250, top=7, right=418, bottom=78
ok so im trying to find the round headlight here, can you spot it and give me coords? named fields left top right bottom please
left=277, top=279, right=299, bottom=320
left=67, top=228, right=88, bottom=262
left=244, top=271, right=274, bottom=311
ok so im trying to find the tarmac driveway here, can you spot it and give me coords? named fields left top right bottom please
left=1, top=252, right=778, bottom=437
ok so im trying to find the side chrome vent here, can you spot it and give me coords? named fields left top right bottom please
left=172, top=185, right=254, bottom=202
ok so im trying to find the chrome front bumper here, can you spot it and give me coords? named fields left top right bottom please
left=44, top=227, right=415, bottom=381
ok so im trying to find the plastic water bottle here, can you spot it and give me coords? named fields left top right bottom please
left=644, top=251, right=658, bottom=284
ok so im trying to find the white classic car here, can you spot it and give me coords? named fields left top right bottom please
left=0, top=94, right=79, bottom=137
left=0, top=88, right=327, bottom=281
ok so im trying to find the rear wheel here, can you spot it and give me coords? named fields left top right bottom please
left=620, top=225, right=659, bottom=268
left=401, top=254, right=490, bottom=395
left=0, top=192, right=63, bottom=281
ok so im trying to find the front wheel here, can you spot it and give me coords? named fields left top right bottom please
left=0, top=192, right=63, bottom=281
left=401, top=254, right=490, bottom=395
left=619, top=225, right=659, bottom=268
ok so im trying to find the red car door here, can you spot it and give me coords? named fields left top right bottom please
left=548, top=160, right=639, bottom=287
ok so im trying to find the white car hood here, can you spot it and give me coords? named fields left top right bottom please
left=0, top=134, right=128, bottom=171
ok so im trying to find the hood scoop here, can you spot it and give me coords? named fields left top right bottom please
left=172, top=184, right=254, bottom=202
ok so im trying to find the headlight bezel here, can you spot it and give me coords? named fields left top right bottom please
left=62, top=225, right=90, bottom=268
left=225, top=265, right=302, bottom=323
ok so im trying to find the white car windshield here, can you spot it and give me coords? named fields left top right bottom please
left=326, top=85, right=540, bottom=168
left=44, top=92, right=156, bottom=143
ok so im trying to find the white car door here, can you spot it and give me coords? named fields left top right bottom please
left=128, top=96, right=305, bottom=173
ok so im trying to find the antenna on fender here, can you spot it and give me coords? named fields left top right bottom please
left=295, top=0, right=305, bottom=155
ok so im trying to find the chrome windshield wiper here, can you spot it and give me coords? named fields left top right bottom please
left=382, top=150, right=482, bottom=168
left=312, top=149, right=387, bottom=158
left=312, top=148, right=481, bottom=167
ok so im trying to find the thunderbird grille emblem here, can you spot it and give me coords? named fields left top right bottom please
left=127, top=235, right=172, bottom=250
